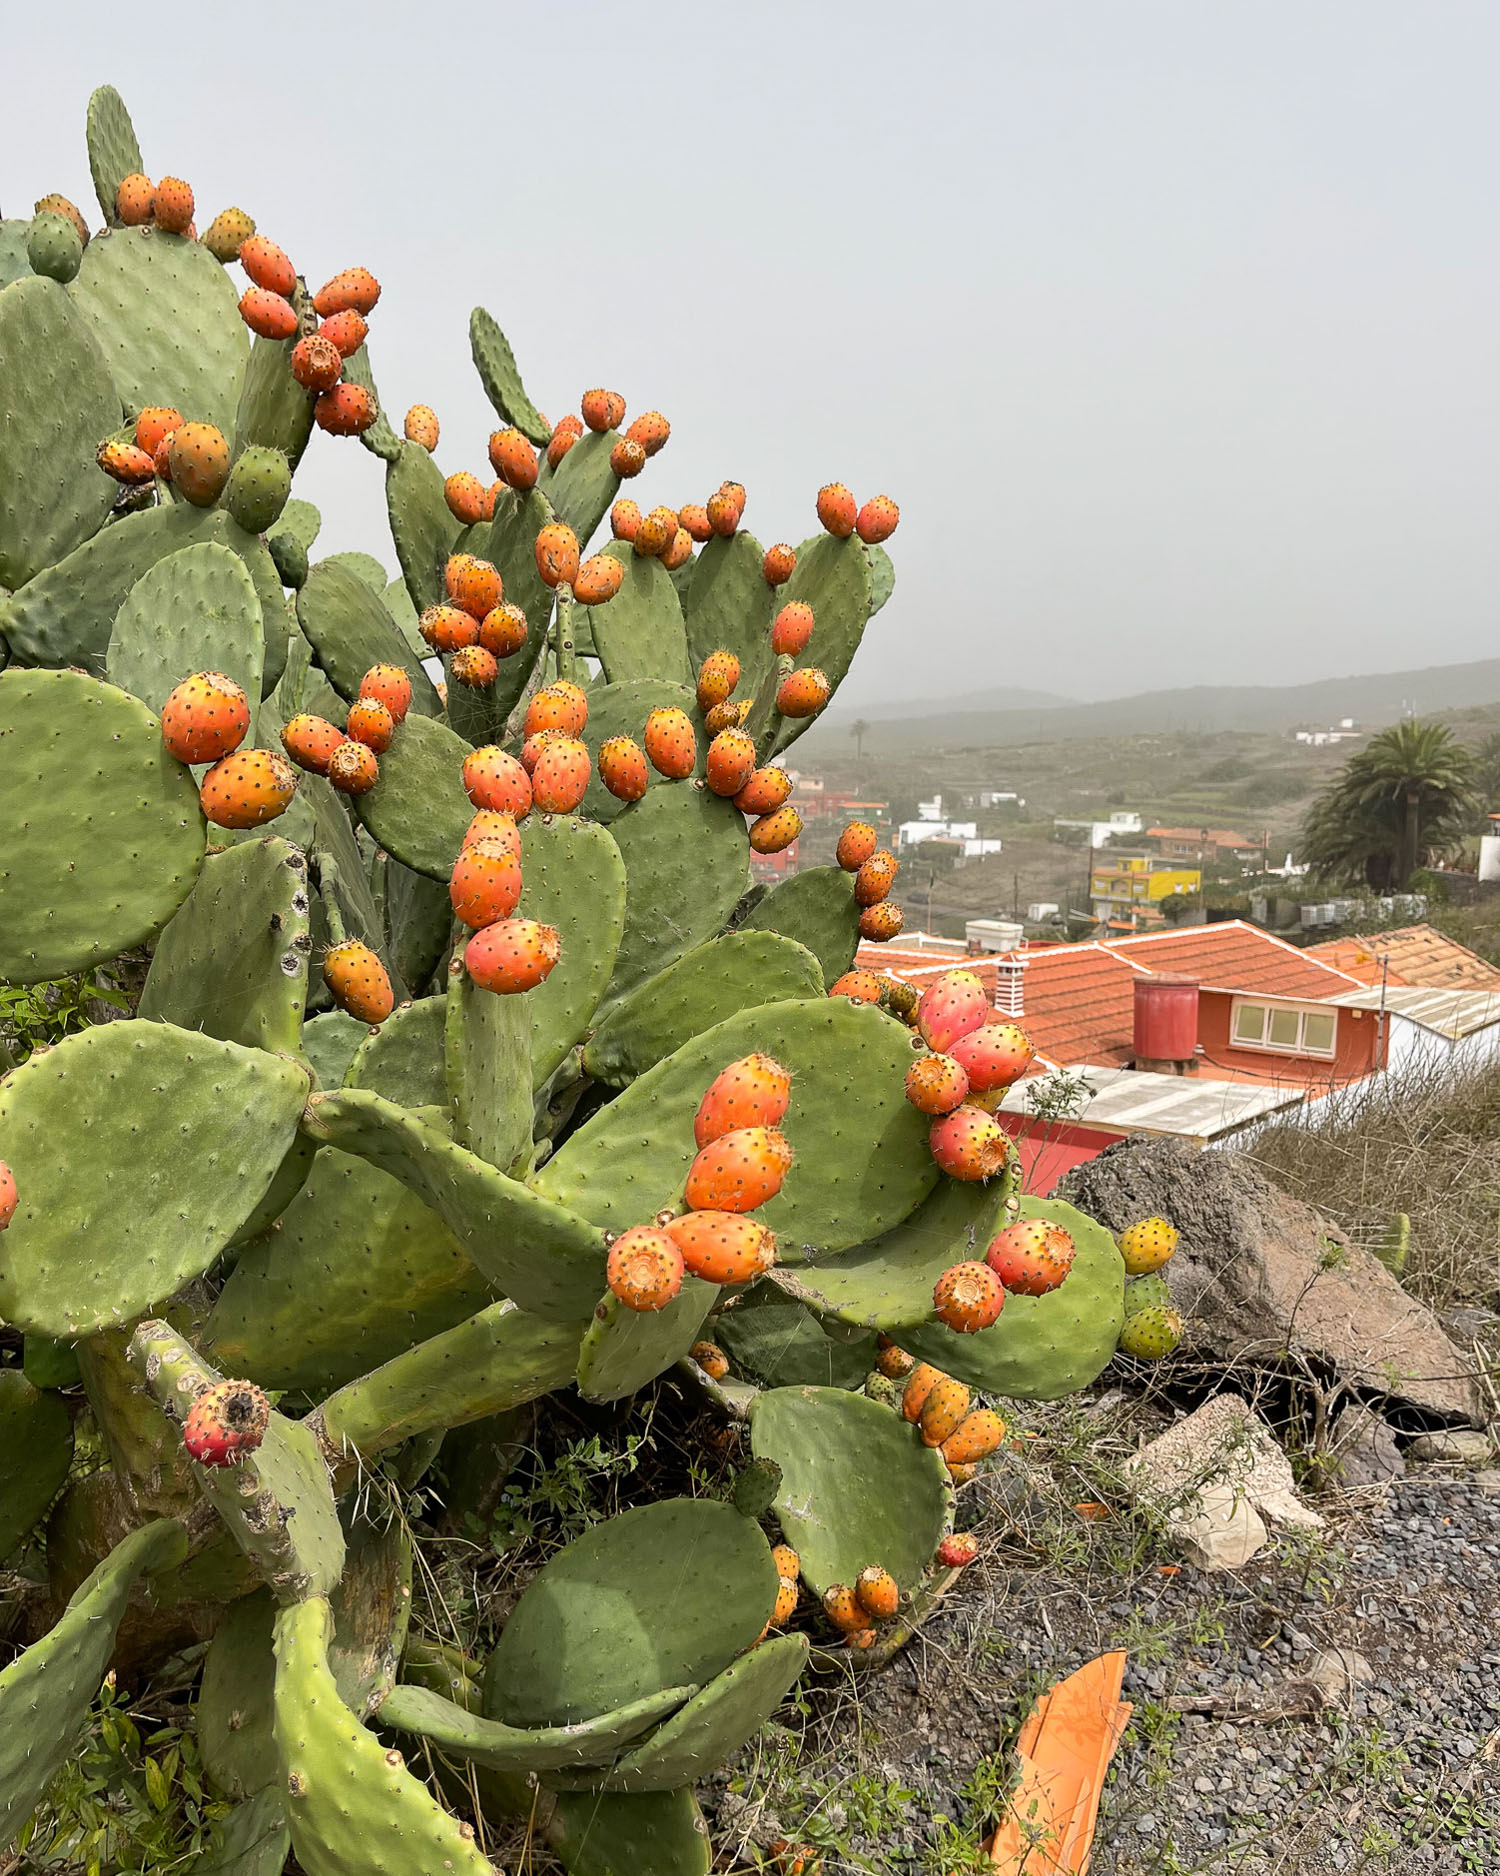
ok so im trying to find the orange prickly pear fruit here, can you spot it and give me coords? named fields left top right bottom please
left=160, top=671, right=250, bottom=764
left=313, top=266, right=381, bottom=317
left=855, top=1566, right=900, bottom=1621
left=919, top=1376, right=972, bottom=1447
left=452, top=644, right=498, bottom=688
left=633, top=507, right=675, bottom=557
left=450, top=837, right=524, bottom=928
left=480, top=602, right=529, bottom=658
left=706, top=485, right=741, bottom=536
left=690, top=1340, right=730, bottom=1379
left=942, top=1409, right=1007, bottom=1468
left=848, top=1628, right=878, bottom=1651
left=359, top=665, right=412, bottom=723
left=695, top=649, right=741, bottom=712
left=167, top=423, right=231, bottom=506
left=694, top=1054, right=793, bottom=1146
left=35, top=193, right=90, bottom=246
left=624, top=410, right=670, bottom=455
left=97, top=438, right=158, bottom=485
left=318, top=309, right=368, bottom=358
left=463, top=746, right=533, bottom=816
left=534, top=521, right=580, bottom=588
left=859, top=902, right=904, bottom=942
left=323, top=941, right=395, bottom=1024
left=1118, top=1216, right=1180, bottom=1275
left=951, top=1021, right=1034, bottom=1093
left=281, top=713, right=346, bottom=775
left=662, top=527, right=694, bottom=570
left=530, top=736, right=592, bottom=814
left=606, top=1227, right=685, bottom=1312
left=986, top=1218, right=1074, bottom=1296
left=346, top=697, right=394, bottom=753
left=901, top=1362, right=946, bottom=1424
left=823, top=1585, right=865, bottom=1633
left=827, top=969, right=883, bottom=1003
left=762, top=542, right=797, bottom=585
left=548, top=413, right=584, bottom=466
left=419, top=605, right=479, bottom=653
left=948, top=1462, right=978, bottom=1486
left=290, top=332, right=343, bottom=391
left=684, top=1126, right=793, bottom=1213
left=705, top=728, right=757, bottom=799
left=610, top=437, right=647, bottom=478
left=771, top=601, right=815, bottom=656
left=836, top=822, right=878, bottom=871
left=771, top=1544, right=800, bottom=1579
left=200, top=749, right=298, bottom=828
left=610, top=498, right=642, bottom=542
left=446, top=554, right=503, bottom=621
left=917, top=971, right=990, bottom=1052
left=679, top=502, right=713, bottom=542
left=465, top=918, right=561, bottom=994
left=525, top=685, right=587, bottom=737
left=489, top=427, right=538, bottom=490
left=151, top=176, right=194, bottom=233
left=932, top=1261, right=1005, bottom=1333
left=240, top=234, right=297, bottom=296
left=720, top=480, right=746, bottom=515
left=549, top=679, right=590, bottom=726
left=704, top=698, right=750, bottom=736
left=749, top=805, right=802, bottom=854
left=770, top=1575, right=798, bottom=1627
left=876, top=1344, right=914, bottom=1380
left=314, top=383, right=376, bottom=436
left=509, top=729, right=549, bottom=776
left=853, top=851, right=898, bottom=907
left=481, top=482, right=502, bottom=521
left=327, top=739, right=380, bottom=795
left=643, top=707, right=697, bottom=778
left=599, top=736, right=650, bottom=801
left=462, top=809, right=521, bottom=858
left=182, top=1378, right=270, bottom=1467
left=857, top=494, right=899, bottom=543
left=664, top=1210, right=776, bottom=1283
left=115, top=173, right=155, bottom=225
left=776, top=668, right=830, bottom=719
left=937, top=1533, right=980, bottom=1569
left=152, top=434, right=175, bottom=479
left=201, top=206, right=254, bottom=262
left=574, top=553, right=625, bottom=604
left=733, top=767, right=792, bottom=816
left=904, top=1053, right=970, bottom=1117
left=404, top=404, right=440, bottom=449
left=134, top=406, right=183, bottom=457
left=816, top=482, right=857, bottom=537
left=929, top=1106, right=1010, bottom=1183
left=581, top=388, right=626, bottom=431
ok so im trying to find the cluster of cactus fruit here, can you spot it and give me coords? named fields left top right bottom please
left=0, top=87, right=1181, bottom=1876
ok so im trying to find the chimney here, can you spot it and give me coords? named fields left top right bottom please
left=1132, top=974, right=1198, bottom=1074
left=993, top=948, right=1027, bottom=1019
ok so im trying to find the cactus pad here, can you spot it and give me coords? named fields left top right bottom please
left=741, top=867, right=863, bottom=990
left=515, top=812, right=626, bottom=1087
left=85, top=84, right=143, bottom=221
left=297, top=558, right=440, bottom=716
left=345, top=994, right=449, bottom=1107
left=548, top=1790, right=711, bottom=1876
left=107, top=543, right=265, bottom=738
left=589, top=546, right=693, bottom=685
left=469, top=308, right=550, bottom=445
left=575, top=1276, right=720, bottom=1405
left=356, top=712, right=475, bottom=881
left=0, top=1371, right=73, bottom=1559
left=376, top=1679, right=695, bottom=1773
left=768, top=534, right=872, bottom=754
left=537, top=429, right=619, bottom=549
left=607, top=784, right=750, bottom=1000
left=716, top=1299, right=877, bottom=1388
left=446, top=963, right=532, bottom=1172
left=683, top=532, right=777, bottom=701
left=302, top=1009, right=369, bottom=1088
left=386, top=440, right=459, bottom=612
left=198, top=1789, right=290, bottom=1876
left=234, top=332, right=316, bottom=472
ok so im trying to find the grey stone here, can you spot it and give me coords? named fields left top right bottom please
left=1327, top=1403, right=1405, bottom=1488
left=1407, top=1428, right=1493, bottom=1465
left=1305, top=1646, right=1375, bottom=1701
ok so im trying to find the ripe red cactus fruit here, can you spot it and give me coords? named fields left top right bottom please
left=643, top=707, right=697, bottom=779
left=534, top=521, right=581, bottom=589
left=749, top=805, right=802, bottom=854
left=446, top=554, right=504, bottom=622
left=633, top=507, right=675, bottom=558
left=281, top=713, right=345, bottom=775
left=581, top=388, right=627, bottom=431
left=239, top=287, right=299, bottom=341
left=452, top=645, right=499, bottom=688
left=942, top=1408, right=1007, bottom=1467
left=465, top=918, right=561, bottom=994
left=200, top=749, right=298, bottom=828
left=816, top=482, right=857, bottom=537
left=663, top=527, right=694, bottom=570
left=985, top=1219, right=1075, bottom=1296
left=313, top=266, right=381, bottom=317
left=929, top=1106, right=1010, bottom=1183
left=823, top=1585, right=866, bottom=1634
left=853, top=851, right=899, bottom=908
left=548, top=413, right=584, bottom=466
left=323, top=940, right=395, bottom=1023
left=951, top=1020, right=1034, bottom=1093
left=705, top=729, right=757, bottom=799
left=463, top=746, right=533, bottom=817
left=151, top=176, right=194, bottom=233
left=318, top=310, right=368, bottom=358
left=694, top=1053, right=793, bottom=1146
left=115, top=173, right=155, bottom=224
left=96, top=440, right=156, bottom=491
left=290, top=332, right=344, bottom=392
left=695, top=649, right=741, bottom=712
left=856, top=495, right=899, bottom=543
left=733, top=767, right=793, bottom=816
left=160, top=672, right=250, bottom=764
left=762, top=542, right=797, bottom=586
left=916, top=970, right=990, bottom=1053
left=664, top=1211, right=777, bottom=1284
left=900, top=1362, right=946, bottom=1424
left=610, top=437, right=647, bottom=478
left=606, top=1228, right=685, bottom=1312
left=525, top=684, right=588, bottom=737
left=359, top=664, right=412, bottom=724
left=904, top=1053, right=970, bottom=1117
left=855, top=1566, right=900, bottom=1621
left=932, top=1261, right=1005, bottom=1333
left=836, top=822, right=878, bottom=872
left=684, top=1126, right=793, bottom=1213
left=770, top=600, right=815, bottom=656
left=419, top=604, right=479, bottom=654
left=327, top=739, right=380, bottom=795
left=345, top=697, right=394, bottom=753
left=624, top=409, right=670, bottom=455
left=919, top=1375, right=972, bottom=1447
left=611, top=498, right=642, bottom=542
left=827, top=969, right=884, bottom=1003
left=679, top=502, right=713, bottom=542
left=404, top=404, right=440, bottom=449
left=462, top=810, right=522, bottom=859
left=489, top=427, right=539, bottom=490
left=239, top=235, right=297, bottom=297
left=449, top=838, right=524, bottom=929
left=135, top=406, right=183, bottom=457
left=521, top=730, right=561, bottom=775
left=776, top=668, right=830, bottom=719
left=575, top=554, right=625, bottom=604
left=0, top=1160, right=17, bottom=1231
left=530, top=736, right=592, bottom=814
left=479, top=603, right=529, bottom=658
left=599, top=736, right=650, bottom=802
left=876, top=1344, right=914, bottom=1380
left=691, top=1340, right=730, bottom=1381
left=314, top=383, right=376, bottom=437
left=706, top=485, right=742, bottom=537
left=167, top=424, right=231, bottom=506
left=182, top=1379, right=270, bottom=1467
left=859, top=903, right=904, bottom=942
left=936, top=1533, right=980, bottom=1569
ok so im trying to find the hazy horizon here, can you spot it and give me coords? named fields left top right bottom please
left=5, top=4, right=1496, bottom=710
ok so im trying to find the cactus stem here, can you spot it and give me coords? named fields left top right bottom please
left=554, top=582, right=577, bottom=685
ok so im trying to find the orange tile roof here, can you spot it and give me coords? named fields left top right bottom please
left=1149, top=827, right=1258, bottom=847
left=996, top=944, right=1150, bottom=1068
left=1305, top=925, right=1500, bottom=993
left=1102, top=923, right=1363, bottom=1000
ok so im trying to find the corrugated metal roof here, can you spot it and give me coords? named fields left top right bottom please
left=1329, top=984, right=1500, bottom=1040
left=997, top=1066, right=1305, bottom=1138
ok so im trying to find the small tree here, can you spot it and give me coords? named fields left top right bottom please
left=1301, top=720, right=1476, bottom=890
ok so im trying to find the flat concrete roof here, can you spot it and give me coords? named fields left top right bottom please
left=997, top=1065, right=1306, bottom=1139
left=1330, top=984, right=1500, bottom=1041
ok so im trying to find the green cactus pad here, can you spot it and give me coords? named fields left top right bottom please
left=516, top=812, right=627, bottom=1087
left=0, top=276, right=120, bottom=588
left=400, top=1638, right=484, bottom=1712
left=741, top=867, right=862, bottom=990
left=85, top=85, right=143, bottom=222
left=233, top=332, right=316, bottom=473
left=469, top=308, right=551, bottom=444
left=129, top=1319, right=345, bottom=1601
left=355, top=711, right=474, bottom=881
left=0, top=668, right=204, bottom=984
left=538, top=429, right=619, bottom=549
left=107, top=542, right=265, bottom=742
left=0, top=1019, right=307, bottom=1335
left=302, top=1009, right=370, bottom=1088
left=683, top=531, right=777, bottom=701
left=74, top=1325, right=199, bottom=1520
left=26, top=211, right=84, bottom=284
left=340, top=996, right=442, bottom=1108
left=0, top=219, right=34, bottom=288
left=198, top=1589, right=280, bottom=1799
left=0, top=1371, right=73, bottom=1559
left=561, top=1632, right=808, bottom=1794
left=485, top=1498, right=777, bottom=1728
left=23, top=1333, right=82, bottom=1391
left=377, top=1678, right=694, bottom=1774
left=768, top=534, right=873, bottom=755
left=299, top=1087, right=607, bottom=1321
left=589, top=545, right=693, bottom=685
left=1123, top=1273, right=1173, bottom=1318
left=865, top=542, right=895, bottom=614
left=198, top=1789, right=290, bottom=1876
left=314, top=1299, right=583, bottom=1460
left=297, top=558, right=440, bottom=717
left=574, top=1277, right=720, bottom=1405
left=228, top=1129, right=317, bottom=1252
left=898, top=1197, right=1126, bottom=1398
left=548, top=1789, right=711, bottom=1876
left=206, top=1140, right=489, bottom=1392
left=323, top=551, right=390, bottom=592
left=341, top=343, right=401, bottom=462
left=537, top=997, right=938, bottom=1260
left=0, top=1519, right=187, bottom=1844
left=269, top=498, right=321, bottom=561
left=446, top=964, right=532, bottom=1172
left=71, top=226, right=247, bottom=434
left=386, top=440, right=459, bottom=613
left=750, top=1385, right=951, bottom=1596
left=384, top=857, right=453, bottom=999
left=475, top=484, right=559, bottom=717
left=273, top=1596, right=493, bottom=1876
left=607, top=785, right=749, bottom=1001
left=716, top=1300, right=877, bottom=1388
left=583, top=931, right=823, bottom=1087
left=578, top=679, right=702, bottom=825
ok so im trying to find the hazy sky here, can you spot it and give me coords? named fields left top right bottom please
left=6, top=4, right=1498, bottom=709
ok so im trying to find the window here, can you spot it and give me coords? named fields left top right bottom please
left=1229, top=1000, right=1338, bottom=1059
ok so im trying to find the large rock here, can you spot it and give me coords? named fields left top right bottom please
left=1062, top=1137, right=1483, bottom=1424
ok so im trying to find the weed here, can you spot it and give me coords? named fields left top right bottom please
left=0, top=970, right=131, bottom=1068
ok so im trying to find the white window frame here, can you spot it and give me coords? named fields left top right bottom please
left=1229, top=999, right=1338, bottom=1059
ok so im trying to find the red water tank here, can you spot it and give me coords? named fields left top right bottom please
left=1133, top=975, right=1199, bottom=1063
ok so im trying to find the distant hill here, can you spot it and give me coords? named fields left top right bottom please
left=807, top=658, right=1500, bottom=751
left=850, top=684, right=1076, bottom=721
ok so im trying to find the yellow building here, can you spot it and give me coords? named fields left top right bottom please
left=1090, top=856, right=1201, bottom=921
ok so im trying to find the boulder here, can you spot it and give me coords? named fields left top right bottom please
left=1326, top=1404, right=1404, bottom=1489
left=1062, top=1137, right=1483, bottom=1424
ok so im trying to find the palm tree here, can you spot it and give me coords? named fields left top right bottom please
left=850, top=718, right=870, bottom=761
left=1301, top=720, right=1476, bottom=890
left=1472, top=730, right=1500, bottom=810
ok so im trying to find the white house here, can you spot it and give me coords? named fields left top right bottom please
left=1329, top=985, right=1500, bottom=1076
